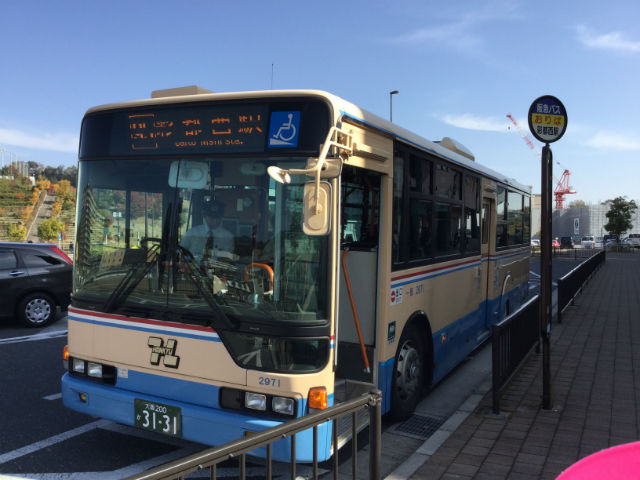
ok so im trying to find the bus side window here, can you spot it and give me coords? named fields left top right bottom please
left=482, top=202, right=489, bottom=245
left=340, top=166, right=380, bottom=249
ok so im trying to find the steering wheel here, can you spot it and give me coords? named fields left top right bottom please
left=244, top=262, right=274, bottom=291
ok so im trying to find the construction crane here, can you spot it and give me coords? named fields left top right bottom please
left=553, top=164, right=576, bottom=209
left=506, top=114, right=576, bottom=209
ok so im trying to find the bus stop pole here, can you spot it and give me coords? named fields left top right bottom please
left=540, top=144, right=552, bottom=409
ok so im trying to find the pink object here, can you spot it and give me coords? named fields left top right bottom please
left=557, top=442, right=640, bottom=479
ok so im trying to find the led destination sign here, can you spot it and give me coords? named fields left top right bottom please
left=80, top=99, right=331, bottom=159
left=120, top=104, right=268, bottom=154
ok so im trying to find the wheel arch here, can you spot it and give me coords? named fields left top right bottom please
left=402, top=310, right=434, bottom=388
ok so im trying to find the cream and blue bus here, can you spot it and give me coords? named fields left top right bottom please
left=62, top=87, right=530, bottom=461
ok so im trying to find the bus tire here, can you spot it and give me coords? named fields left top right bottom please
left=389, top=323, right=425, bottom=421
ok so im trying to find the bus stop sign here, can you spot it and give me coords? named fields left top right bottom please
left=528, top=95, right=567, bottom=144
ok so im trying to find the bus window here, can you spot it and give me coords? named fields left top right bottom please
left=496, top=187, right=508, bottom=247
left=508, top=191, right=524, bottom=245
left=435, top=203, right=462, bottom=256
left=410, top=199, right=433, bottom=259
left=392, top=153, right=405, bottom=264
left=340, top=167, right=380, bottom=249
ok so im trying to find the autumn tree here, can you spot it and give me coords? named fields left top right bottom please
left=38, top=218, right=65, bottom=241
left=8, top=223, right=26, bottom=241
left=51, top=200, right=63, bottom=217
left=604, top=197, right=638, bottom=238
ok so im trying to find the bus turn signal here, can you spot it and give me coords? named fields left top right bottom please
left=308, top=387, right=328, bottom=410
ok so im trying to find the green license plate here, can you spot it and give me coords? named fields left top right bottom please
left=134, top=399, right=182, bottom=437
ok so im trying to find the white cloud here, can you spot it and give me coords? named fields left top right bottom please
left=389, top=3, right=522, bottom=52
left=391, top=23, right=482, bottom=51
left=0, top=127, right=78, bottom=153
left=442, top=113, right=509, bottom=132
left=576, top=25, right=640, bottom=54
left=586, top=132, right=640, bottom=151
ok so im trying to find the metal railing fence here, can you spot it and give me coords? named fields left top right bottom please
left=123, top=389, right=382, bottom=480
left=557, top=250, right=606, bottom=323
left=492, top=295, right=540, bottom=414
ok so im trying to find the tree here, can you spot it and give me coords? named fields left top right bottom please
left=569, top=199, right=587, bottom=208
left=8, top=223, right=26, bottom=241
left=38, top=218, right=65, bottom=241
left=604, top=197, right=638, bottom=238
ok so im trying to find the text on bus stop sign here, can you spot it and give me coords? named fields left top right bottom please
left=528, top=95, right=567, bottom=144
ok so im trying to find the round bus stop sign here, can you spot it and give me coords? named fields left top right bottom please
left=528, top=95, right=567, bottom=143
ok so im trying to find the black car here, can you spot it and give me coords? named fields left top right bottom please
left=0, top=242, right=73, bottom=327
left=559, top=236, right=574, bottom=249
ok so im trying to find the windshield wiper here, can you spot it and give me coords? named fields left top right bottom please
left=102, top=245, right=161, bottom=313
left=177, top=247, right=236, bottom=330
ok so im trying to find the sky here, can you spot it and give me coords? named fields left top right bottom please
left=0, top=0, right=638, bottom=204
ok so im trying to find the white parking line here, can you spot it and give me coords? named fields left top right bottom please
left=0, top=330, right=67, bottom=345
left=0, top=420, right=110, bottom=465
left=43, top=393, right=62, bottom=401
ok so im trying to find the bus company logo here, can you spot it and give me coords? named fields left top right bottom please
left=147, top=337, right=180, bottom=368
left=390, top=287, right=403, bottom=305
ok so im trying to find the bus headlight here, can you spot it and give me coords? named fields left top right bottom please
left=72, top=358, right=86, bottom=374
left=68, top=356, right=116, bottom=385
left=245, top=392, right=267, bottom=411
left=272, top=397, right=295, bottom=416
left=87, top=362, right=103, bottom=378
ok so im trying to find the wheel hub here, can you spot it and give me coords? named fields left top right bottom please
left=26, top=299, right=51, bottom=324
left=395, top=341, right=421, bottom=399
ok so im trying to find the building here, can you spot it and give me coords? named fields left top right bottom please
left=549, top=200, right=640, bottom=239
left=530, top=198, right=640, bottom=240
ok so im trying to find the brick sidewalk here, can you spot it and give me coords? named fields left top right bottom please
left=410, top=252, right=640, bottom=479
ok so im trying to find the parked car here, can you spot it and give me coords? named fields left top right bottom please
left=553, top=238, right=560, bottom=248
left=559, top=236, right=574, bottom=249
left=0, top=242, right=73, bottom=327
left=581, top=235, right=595, bottom=249
left=531, top=238, right=540, bottom=247
left=627, top=233, right=640, bottom=248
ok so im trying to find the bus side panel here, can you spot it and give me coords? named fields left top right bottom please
left=487, top=249, right=530, bottom=323
left=380, top=256, right=488, bottom=413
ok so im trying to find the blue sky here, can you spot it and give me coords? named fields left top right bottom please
left=1, top=0, right=638, bottom=204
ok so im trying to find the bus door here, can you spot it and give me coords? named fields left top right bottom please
left=480, top=196, right=494, bottom=330
left=336, top=167, right=381, bottom=398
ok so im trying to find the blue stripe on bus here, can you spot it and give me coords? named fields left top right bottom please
left=390, top=250, right=529, bottom=289
left=68, top=316, right=223, bottom=342
left=391, top=261, right=482, bottom=288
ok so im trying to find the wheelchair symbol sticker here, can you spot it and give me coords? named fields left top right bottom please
left=268, top=111, right=300, bottom=148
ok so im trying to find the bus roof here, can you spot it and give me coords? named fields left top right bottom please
left=85, top=88, right=531, bottom=194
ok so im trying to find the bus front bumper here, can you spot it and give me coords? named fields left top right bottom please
left=61, top=373, right=331, bottom=462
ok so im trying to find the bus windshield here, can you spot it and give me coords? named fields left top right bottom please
left=73, top=157, right=329, bottom=332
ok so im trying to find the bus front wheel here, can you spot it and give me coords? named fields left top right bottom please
left=389, top=323, right=425, bottom=420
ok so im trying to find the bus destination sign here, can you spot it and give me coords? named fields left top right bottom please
left=125, top=104, right=268, bottom=154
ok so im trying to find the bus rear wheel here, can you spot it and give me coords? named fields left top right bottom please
left=389, top=324, right=425, bottom=420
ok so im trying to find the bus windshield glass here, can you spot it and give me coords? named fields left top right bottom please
left=73, top=157, right=329, bottom=331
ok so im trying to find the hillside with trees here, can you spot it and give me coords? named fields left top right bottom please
left=0, top=163, right=77, bottom=246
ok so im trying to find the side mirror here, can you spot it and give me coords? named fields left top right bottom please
left=303, top=181, right=331, bottom=236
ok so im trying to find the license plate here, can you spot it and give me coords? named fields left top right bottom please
left=134, top=399, right=182, bottom=437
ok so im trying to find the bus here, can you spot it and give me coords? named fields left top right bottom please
left=62, top=87, right=531, bottom=462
